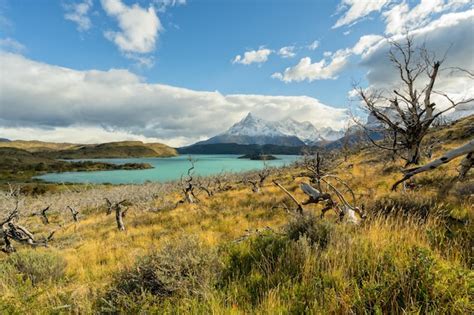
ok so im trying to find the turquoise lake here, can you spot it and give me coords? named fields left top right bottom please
left=35, top=154, right=301, bottom=184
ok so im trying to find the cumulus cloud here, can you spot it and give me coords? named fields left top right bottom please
left=351, top=34, right=384, bottom=56
left=232, top=48, right=273, bottom=65
left=0, top=37, right=25, bottom=53
left=277, top=46, right=296, bottom=58
left=0, top=52, right=348, bottom=146
left=360, top=9, right=474, bottom=114
left=273, top=35, right=383, bottom=83
left=271, top=49, right=351, bottom=83
left=333, top=0, right=391, bottom=28
left=383, top=0, right=471, bottom=35
left=101, top=0, right=161, bottom=54
left=64, top=0, right=93, bottom=32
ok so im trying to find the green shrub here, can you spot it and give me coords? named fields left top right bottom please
left=284, top=213, right=334, bottom=249
left=2, top=250, right=67, bottom=286
left=101, top=236, right=220, bottom=312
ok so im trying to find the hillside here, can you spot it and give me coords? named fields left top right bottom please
left=0, top=116, right=472, bottom=313
left=0, top=147, right=153, bottom=182
left=178, top=142, right=308, bottom=154
left=0, top=140, right=178, bottom=158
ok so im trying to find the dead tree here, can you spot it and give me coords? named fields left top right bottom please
left=294, top=151, right=339, bottom=190
left=242, top=176, right=260, bottom=193
left=1, top=200, right=55, bottom=253
left=196, top=177, right=215, bottom=197
left=67, top=206, right=79, bottom=222
left=392, top=139, right=474, bottom=190
left=246, top=164, right=271, bottom=193
left=177, top=158, right=199, bottom=204
left=214, top=172, right=233, bottom=192
left=355, top=35, right=473, bottom=166
left=30, top=205, right=51, bottom=225
left=105, top=198, right=129, bottom=231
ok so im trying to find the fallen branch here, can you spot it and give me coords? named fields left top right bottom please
left=272, top=180, right=303, bottom=214
left=392, top=140, right=474, bottom=190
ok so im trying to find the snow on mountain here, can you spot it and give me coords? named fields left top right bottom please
left=271, top=117, right=325, bottom=143
left=196, top=113, right=344, bottom=146
left=226, top=113, right=283, bottom=137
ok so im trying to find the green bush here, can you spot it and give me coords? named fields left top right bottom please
left=2, top=250, right=67, bottom=286
left=284, top=213, right=334, bottom=249
left=101, top=236, right=220, bottom=312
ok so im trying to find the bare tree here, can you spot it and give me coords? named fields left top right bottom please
left=177, top=157, right=199, bottom=204
left=241, top=164, right=271, bottom=193
left=30, top=205, right=51, bottom=225
left=67, top=206, right=80, bottom=222
left=274, top=152, right=365, bottom=223
left=105, top=198, right=129, bottom=231
left=355, top=35, right=473, bottom=165
left=1, top=190, right=55, bottom=253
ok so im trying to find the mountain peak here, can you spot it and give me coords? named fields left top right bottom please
left=241, top=112, right=256, bottom=123
left=199, top=114, right=344, bottom=146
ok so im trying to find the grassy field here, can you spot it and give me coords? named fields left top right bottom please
left=0, top=117, right=472, bottom=314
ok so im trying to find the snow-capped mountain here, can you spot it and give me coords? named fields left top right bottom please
left=194, top=113, right=344, bottom=147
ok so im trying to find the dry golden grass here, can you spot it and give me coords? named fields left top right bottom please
left=0, top=117, right=472, bottom=313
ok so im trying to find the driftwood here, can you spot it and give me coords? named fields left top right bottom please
left=105, top=198, right=129, bottom=231
left=392, top=140, right=474, bottom=190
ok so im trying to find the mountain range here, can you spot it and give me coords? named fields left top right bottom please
left=193, top=113, right=344, bottom=147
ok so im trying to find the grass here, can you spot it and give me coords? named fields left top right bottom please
left=0, top=117, right=472, bottom=313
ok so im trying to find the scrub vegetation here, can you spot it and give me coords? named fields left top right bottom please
left=0, top=115, right=472, bottom=314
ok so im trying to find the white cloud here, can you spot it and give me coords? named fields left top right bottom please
left=278, top=46, right=296, bottom=58
left=308, top=40, right=319, bottom=50
left=101, top=0, right=161, bottom=54
left=271, top=34, right=383, bottom=83
left=360, top=9, right=474, bottom=115
left=333, top=0, right=391, bottom=28
left=0, top=52, right=348, bottom=146
left=64, top=0, right=93, bottom=32
left=383, top=0, right=471, bottom=35
left=0, top=37, right=25, bottom=53
left=352, top=34, right=384, bottom=56
left=232, top=48, right=273, bottom=65
left=272, top=49, right=351, bottom=83
left=154, top=0, right=186, bottom=12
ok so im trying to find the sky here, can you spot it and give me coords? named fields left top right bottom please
left=0, top=0, right=473, bottom=146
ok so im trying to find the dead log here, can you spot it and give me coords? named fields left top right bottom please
left=392, top=140, right=474, bottom=190
left=272, top=180, right=304, bottom=214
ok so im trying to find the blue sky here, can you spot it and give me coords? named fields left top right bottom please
left=0, top=0, right=472, bottom=145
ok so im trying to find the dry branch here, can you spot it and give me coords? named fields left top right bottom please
left=392, top=140, right=474, bottom=190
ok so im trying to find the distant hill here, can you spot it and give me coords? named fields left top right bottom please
left=0, top=138, right=10, bottom=142
left=0, top=147, right=153, bottom=182
left=177, top=143, right=309, bottom=155
left=0, top=140, right=177, bottom=158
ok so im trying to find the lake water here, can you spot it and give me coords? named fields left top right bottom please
left=35, top=154, right=301, bottom=184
